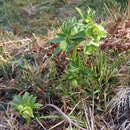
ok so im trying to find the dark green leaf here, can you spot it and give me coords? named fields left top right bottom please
left=83, top=41, right=99, bottom=55
left=59, top=40, right=67, bottom=51
left=49, top=37, right=64, bottom=43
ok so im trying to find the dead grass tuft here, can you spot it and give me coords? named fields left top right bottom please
left=105, top=87, right=130, bottom=130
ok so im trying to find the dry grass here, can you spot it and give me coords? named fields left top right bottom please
left=0, top=1, right=130, bottom=130
left=105, top=87, right=130, bottom=130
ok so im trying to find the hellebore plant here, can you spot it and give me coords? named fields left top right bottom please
left=10, top=92, right=43, bottom=124
left=50, top=7, right=107, bottom=87
left=51, top=7, right=107, bottom=58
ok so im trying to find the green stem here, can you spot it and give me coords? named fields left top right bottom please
left=26, top=118, right=30, bottom=126
left=72, top=45, right=78, bottom=61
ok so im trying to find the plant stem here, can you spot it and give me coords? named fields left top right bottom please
left=72, top=45, right=78, bottom=61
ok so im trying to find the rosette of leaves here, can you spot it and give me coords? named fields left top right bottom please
left=10, top=92, right=42, bottom=123
left=51, top=17, right=85, bottom=52
left=50, top=7, right=107, bottom=57
left=75, top=7, right=106, bottom=54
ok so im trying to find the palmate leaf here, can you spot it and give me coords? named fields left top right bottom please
left=59, top=40, right=67, bottom=51
left=10, top=96, right=22, bottom=106
left=61, top=17, right=77, bottom=36
left=85, top=23, right=107, bottom=42
left=83, top=41, right=99, bottom=55
left=22, top=106, right=34, bottom=118
left=71, top=79, right=78, bottom=87
left=80, top=66, right=96, bottom=77
left=22, top=92, right=34, bottom=106
left=49, top=37, right=65, bottom=43
left=10, top=92, right=43, bottom=119
left=70, top=30, right=86, bottom=43
left=17, top=105, right=34, bottom=118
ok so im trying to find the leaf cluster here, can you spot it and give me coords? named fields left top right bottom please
left=51, top=7, right=107, bottom=55
left=10, top=92, right=42, bottom=120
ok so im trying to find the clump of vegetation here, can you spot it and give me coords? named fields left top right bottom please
left=10, top=92, right=42, bottom=124
left=0, top=0, right=130, bottom=130
left=51, top=7, right=113, bottom=112
left=51, top=7, right=106, bottom=56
